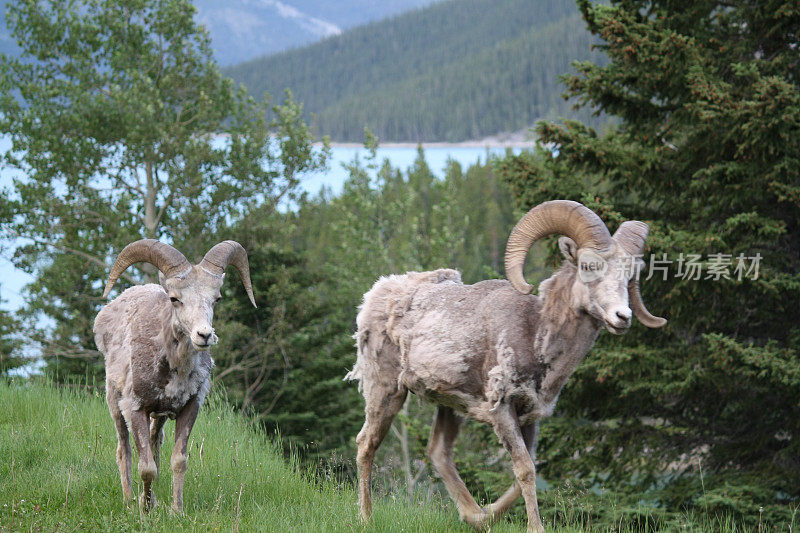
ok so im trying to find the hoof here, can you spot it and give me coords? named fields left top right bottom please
left=478, top=508, right=501, bottom=530
left=139, top=490, right=157, bottom=512
left=527, top=523, right=545, bottom=533
left=123, top=491, right=136, bottom=509
left=461, top=510, right=490, bottom=531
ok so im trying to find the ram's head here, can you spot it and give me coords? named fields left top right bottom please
left=102, top=239, right=257, bottom=350
left=504, top=200, right=667, bottom=334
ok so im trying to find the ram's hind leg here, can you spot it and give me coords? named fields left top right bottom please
left=427, top=406, right=487, bottom=527
left=107, top=383, right=133, bottom=502
left=356, top=380, right=408, bottom=522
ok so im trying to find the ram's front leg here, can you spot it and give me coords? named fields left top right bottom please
left=491, top=406, right=544, bottom=533
left=128, top=408, right=158, bottom=511
left=150, top=415, right=167, bottom=479
left=483, top=421, right=539, bottom=521
left=171, top=397, right=200, bottom=513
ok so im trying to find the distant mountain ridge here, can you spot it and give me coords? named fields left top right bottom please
left=0, top=0, right=438, bottom=66
left=224, top=0, right=602, bottom=142
left=1, top=0, right=601, bottom=142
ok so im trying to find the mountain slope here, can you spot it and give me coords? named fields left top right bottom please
left=194, top=0, right=438, bottom=66
left=225, top=0, right=602, bottom=142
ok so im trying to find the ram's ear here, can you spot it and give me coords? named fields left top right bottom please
left=158, top=271, right=167, bottom=290
left=558, top=237, right=579, bottom=264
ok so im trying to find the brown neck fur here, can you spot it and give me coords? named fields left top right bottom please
left=534, top=262, right=602, bottom=403
left=539, top=263, right=583, bottom=327
left=164, top=312, right=196, bottom=373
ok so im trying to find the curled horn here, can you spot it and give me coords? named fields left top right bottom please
left=199, top=241, right=257, bottom=308
left=613, top=221, right=667, bottom=328
left=505, top=200, right=614, bottom=294
left=102, top=239, right=191, bottom=299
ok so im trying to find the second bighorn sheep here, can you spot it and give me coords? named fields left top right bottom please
left=346, top=200, right=667, bottom=533
left=94, top=239, right=256, bottom=512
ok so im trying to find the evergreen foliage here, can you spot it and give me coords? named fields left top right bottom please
left=224, top=0, right=604, bottom=142
left=496, top=0, right=800, bottom=523
left=213, top=140, right=518, bottom=465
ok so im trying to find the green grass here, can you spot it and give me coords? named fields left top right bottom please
left=0, top=380, right=474, bottom=532
left=0, top=381, right=777, bottom=532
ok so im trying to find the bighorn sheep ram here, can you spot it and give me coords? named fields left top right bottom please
left=346, top=200, right=667, bottom=532
left=94, top=239, right=256, bottom=512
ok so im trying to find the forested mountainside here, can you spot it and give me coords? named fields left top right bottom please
left=225, top=0, right=602, bottom=142
left=194, top=0, right=437, bottom=66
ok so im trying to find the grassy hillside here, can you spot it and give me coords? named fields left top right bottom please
left=0, top=381, right=474, bottom=532
left=225, top=0, right=602, bottom=142
left=0, top=381, right=764, bottom=531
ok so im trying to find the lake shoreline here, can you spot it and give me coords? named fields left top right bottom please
left=325, top=140, right=536, bottom=149
left=0, top=143, right=526, bottom=313
left=321, top=130, right=537, bottom=150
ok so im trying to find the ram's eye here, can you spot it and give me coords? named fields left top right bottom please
left=170, top=297, right=180, bottom=304
left=215, top=297, right=221, bottom=303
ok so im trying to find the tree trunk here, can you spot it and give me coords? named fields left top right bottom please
left=392, top=398, right=425, bottom=501
left=141, top=159, right=159, bottom=282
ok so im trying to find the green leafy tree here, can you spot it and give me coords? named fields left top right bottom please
left=497, top=0, right=799, bottom=525
left=0, top=0, right=328, bottom=378
left=0, top=298, right=22, bottom=376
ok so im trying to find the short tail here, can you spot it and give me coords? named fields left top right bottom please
left=344, top=328, right=369, bottom=394
left=344, top=270, right=460, bottom=392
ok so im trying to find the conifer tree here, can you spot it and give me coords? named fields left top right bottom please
left=497, top=0, right=799, bottom=523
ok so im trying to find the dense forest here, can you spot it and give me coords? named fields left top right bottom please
left=224, top=0, right=603, bottom=142
left=193, top=0, right=437, bottom=66
left=495, top=0, right=800, bottom=524
left=211, top=145, right=521, bottom=465
left=1, top=0, right=798, bottom=530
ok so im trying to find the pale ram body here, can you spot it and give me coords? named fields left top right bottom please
left=347, top=200, right=667, bottom=533
left=94, top=239, right=256, bottom=512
